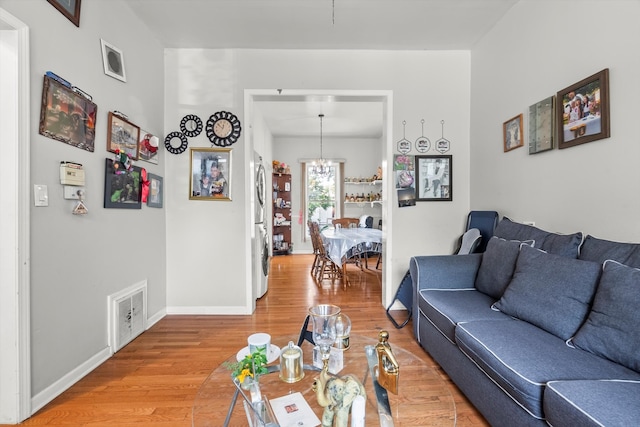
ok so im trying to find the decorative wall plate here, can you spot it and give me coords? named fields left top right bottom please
left=180, top=114, right=203, bottom=137
left=206, top=111, right=242, bottom=147
left=164, top=131, right=188, bottom=154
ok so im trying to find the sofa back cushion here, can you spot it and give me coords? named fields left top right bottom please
left=571, top=260, right=640, bottom=372
left=493, top=245, right=601, bottom=340
left=494, top=217, right=582, bottom=258
left=578, top=235, right=640, bottom=268
left=475, top=237, right=533, bottom=299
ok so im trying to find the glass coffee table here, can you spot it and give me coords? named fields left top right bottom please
left=192, top=334, right=456, bottom=426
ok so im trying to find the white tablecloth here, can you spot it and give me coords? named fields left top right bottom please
left=321, top=228, right=383, bottom=266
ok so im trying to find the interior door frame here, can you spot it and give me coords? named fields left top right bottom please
left=0, top=7, right=31, bottom=423
left=244, top=89, right=394, bottom=307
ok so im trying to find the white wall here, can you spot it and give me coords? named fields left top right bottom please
left=0, top=0, right=166, bottom=407
left=165, top=49, right=471, bottom=312
left=471, top=0, right=640, bottom=241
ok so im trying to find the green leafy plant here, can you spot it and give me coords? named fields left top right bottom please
left=224, top=347, right=268, bottom=384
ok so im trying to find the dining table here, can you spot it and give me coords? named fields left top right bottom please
left=321, top=227, right=383, bottom=287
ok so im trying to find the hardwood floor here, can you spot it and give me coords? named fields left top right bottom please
left=6, top=254, right=488, bottom=426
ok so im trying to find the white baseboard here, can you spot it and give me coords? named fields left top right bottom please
left=166, top=306, right=252, bottom=315
left=30, top=346, right=111, bottom=415
left=146, top=308, right=166, bottom=329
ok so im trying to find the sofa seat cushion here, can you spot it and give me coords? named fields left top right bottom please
left=544, top=380, right=640, bottom=427
left=455, top=319, right=640, bottom=419
left=417, top=289, right=510, bottom=343
left=493, top=245, right=601, bottom=340
left=494, top=217, right=582, bottom=258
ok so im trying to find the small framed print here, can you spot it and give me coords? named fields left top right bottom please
left=147, top=173, right=163, bottom=208
left=103, top=158, right=142, bottom=209
left=415, top=155, right=452, bottom=201
left=557, top=68, right=610, bottom=149
left=100, top=39, right=126, bottom=82
left=107, top=112, right=140, bottom=160
left=529, top=96, right=555, bottom=154
left=503, top=114, right=524, bottom=152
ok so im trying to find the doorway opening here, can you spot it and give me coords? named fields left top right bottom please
left=244, top=89, right=394, bottom=307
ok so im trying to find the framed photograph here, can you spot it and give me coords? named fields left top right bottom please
left=529, top=96, right=555, bottom=154
left=503, top=114, right=524, bottom=152
left=190, top=148, right=232, bottom=201
left=47, top=0, right=81, bottom=27
left=103, top=158, right=142, bottom=209
left=107, top=112, right=140, bottom=160
left=39, top=75, right=97, bottom=152
left=138, top=130, right=160, bottom=165
left=100, top=39, right=127, bottom=82
left=557, top=68, right=610, bottom=149
left=147, top=173, right=163, bottom=208
left=415, top=155, right=452, bottom=201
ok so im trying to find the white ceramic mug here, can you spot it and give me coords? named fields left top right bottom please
left=248, top=333, right=271, bottom=354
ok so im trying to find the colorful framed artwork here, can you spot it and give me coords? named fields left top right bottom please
left=529, top=96, right=555, bottom=154
left=100, top=39, right=127, bottom=82
left=47, top=0, right=81, bottom=27
left=189, top=148, right=232, bottom=201
left=415, top=155, right=452, bottom=201
left=557, top=68, right=610, bottom=149
left=503, top=114, right=524, bottom=152
left=103, top=158, right=142, bottom=209
left=138, top=130, right=160, bottom=165
left=147, top=173, right=163, bottom=208
left=39, top=75, right=97, bottom=152
left=107, top=111, right=140, bottom=160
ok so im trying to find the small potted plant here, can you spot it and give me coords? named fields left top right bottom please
left=225, top=347, right=268, bottom=388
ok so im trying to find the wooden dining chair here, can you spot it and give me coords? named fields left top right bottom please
left=307, top=220, right=321, bottom=277
left=309, top=222, right=341, bottom=283
left=331, top=217, right=359, bottom=229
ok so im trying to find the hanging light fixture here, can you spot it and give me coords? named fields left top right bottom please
left=311, top=114, right=331, bottom=176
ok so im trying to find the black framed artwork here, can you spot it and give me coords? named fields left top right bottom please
left=103, top=158, right=142, bottom=209
left=415, top=155, right=452, bottom=202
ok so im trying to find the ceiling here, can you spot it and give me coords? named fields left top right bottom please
left=126, top=0, right=517, bottom=137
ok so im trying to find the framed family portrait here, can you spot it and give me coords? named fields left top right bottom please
left=189, top=148, right=232, bottom=201
left=557, top=68, right=610, bottom=149
left=147, top=173, right=163, bottom=208
left=503, top=114, right=524, bottom=152
left=107, top=112, right=140, bottom=160
left=415, top=155, right=452, bottom=202
left=100, top=39, right=127, bottom=82
left=39, top=75, right=97, bottom=152
left=47, top=0, right=81, bottom=27
left=103, top=158, right=142, bottom=209
left=529, top=96, right=555, bottom=154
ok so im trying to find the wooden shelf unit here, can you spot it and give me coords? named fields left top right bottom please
left=272, top=173, right=292, bottom=255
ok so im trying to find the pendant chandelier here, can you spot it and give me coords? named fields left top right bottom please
left=311, top=114, right=331, bottom=176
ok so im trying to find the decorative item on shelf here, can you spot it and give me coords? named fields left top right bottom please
left=375, top=330, right=399, bottom=394
left=311, top=368, right=366, bottom=427
left=415, top=119, right=431, bottom=153
left=397, top=120, right=411, bottom=154
left=310, top=114, right=332, bottom=176
left=272, top=160, right=290, bottom=174
left=206, top=111, right=242, bottom=147
left=435, top=120, right=451, bottom=154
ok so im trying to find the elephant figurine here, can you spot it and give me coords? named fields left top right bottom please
left=311, top=368, right=366, bottom=427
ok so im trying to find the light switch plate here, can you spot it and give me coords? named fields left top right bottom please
left=34, top=184, right=49, bottom=207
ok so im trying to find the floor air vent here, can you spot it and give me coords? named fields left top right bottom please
left=108, top=281, right=147, bottom=353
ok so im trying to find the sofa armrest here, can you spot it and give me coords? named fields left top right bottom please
left=409, top=254, right=482, bottom=292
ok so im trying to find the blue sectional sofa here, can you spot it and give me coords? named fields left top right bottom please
left=410, top=218, right=640, bottom=426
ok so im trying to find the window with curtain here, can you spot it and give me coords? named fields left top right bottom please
left=303, top=162, right=343, bottom=239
